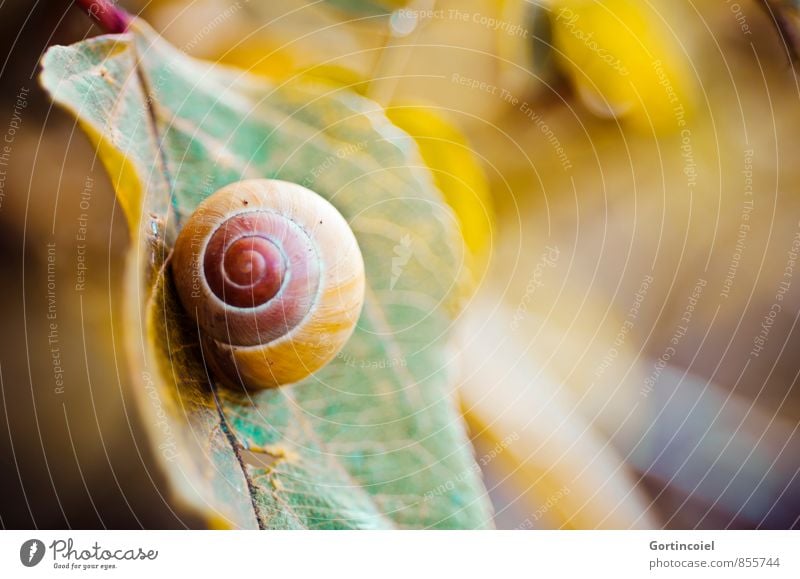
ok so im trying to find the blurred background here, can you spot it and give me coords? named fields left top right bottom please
left=1, top=0, right=800, bottom=528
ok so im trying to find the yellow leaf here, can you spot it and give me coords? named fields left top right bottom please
left=550, top=0, right=695, bottom=132
left=386, top=105, right=494, bottom=273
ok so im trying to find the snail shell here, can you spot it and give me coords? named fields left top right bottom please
left=171, top=179, right=365, bottom=389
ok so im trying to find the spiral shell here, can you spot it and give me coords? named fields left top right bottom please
left=172, top=179, right=365, bottom=389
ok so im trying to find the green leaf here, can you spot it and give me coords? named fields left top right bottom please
left=40, top=19, right=492, bottom=529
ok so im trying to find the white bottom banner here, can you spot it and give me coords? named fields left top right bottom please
left=0, top=531, right=797, bottom=578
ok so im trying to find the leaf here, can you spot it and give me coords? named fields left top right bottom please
left=386, top=105, right=494, bottom=270
left=549, top=0, right=696, bottom=131
left=40, top=18, right=493, bottom=529
left=458, top=294, right=659, bottom=529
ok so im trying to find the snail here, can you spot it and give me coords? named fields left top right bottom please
left=171, top=179, right=365, bottom=389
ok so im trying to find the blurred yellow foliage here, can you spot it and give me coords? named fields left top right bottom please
left=387, top=105, right=494, bottom=271
left=550, top=0, right=696, bottom=132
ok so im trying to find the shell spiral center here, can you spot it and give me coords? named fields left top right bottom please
left=204, top=216, right=287, bottom=309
